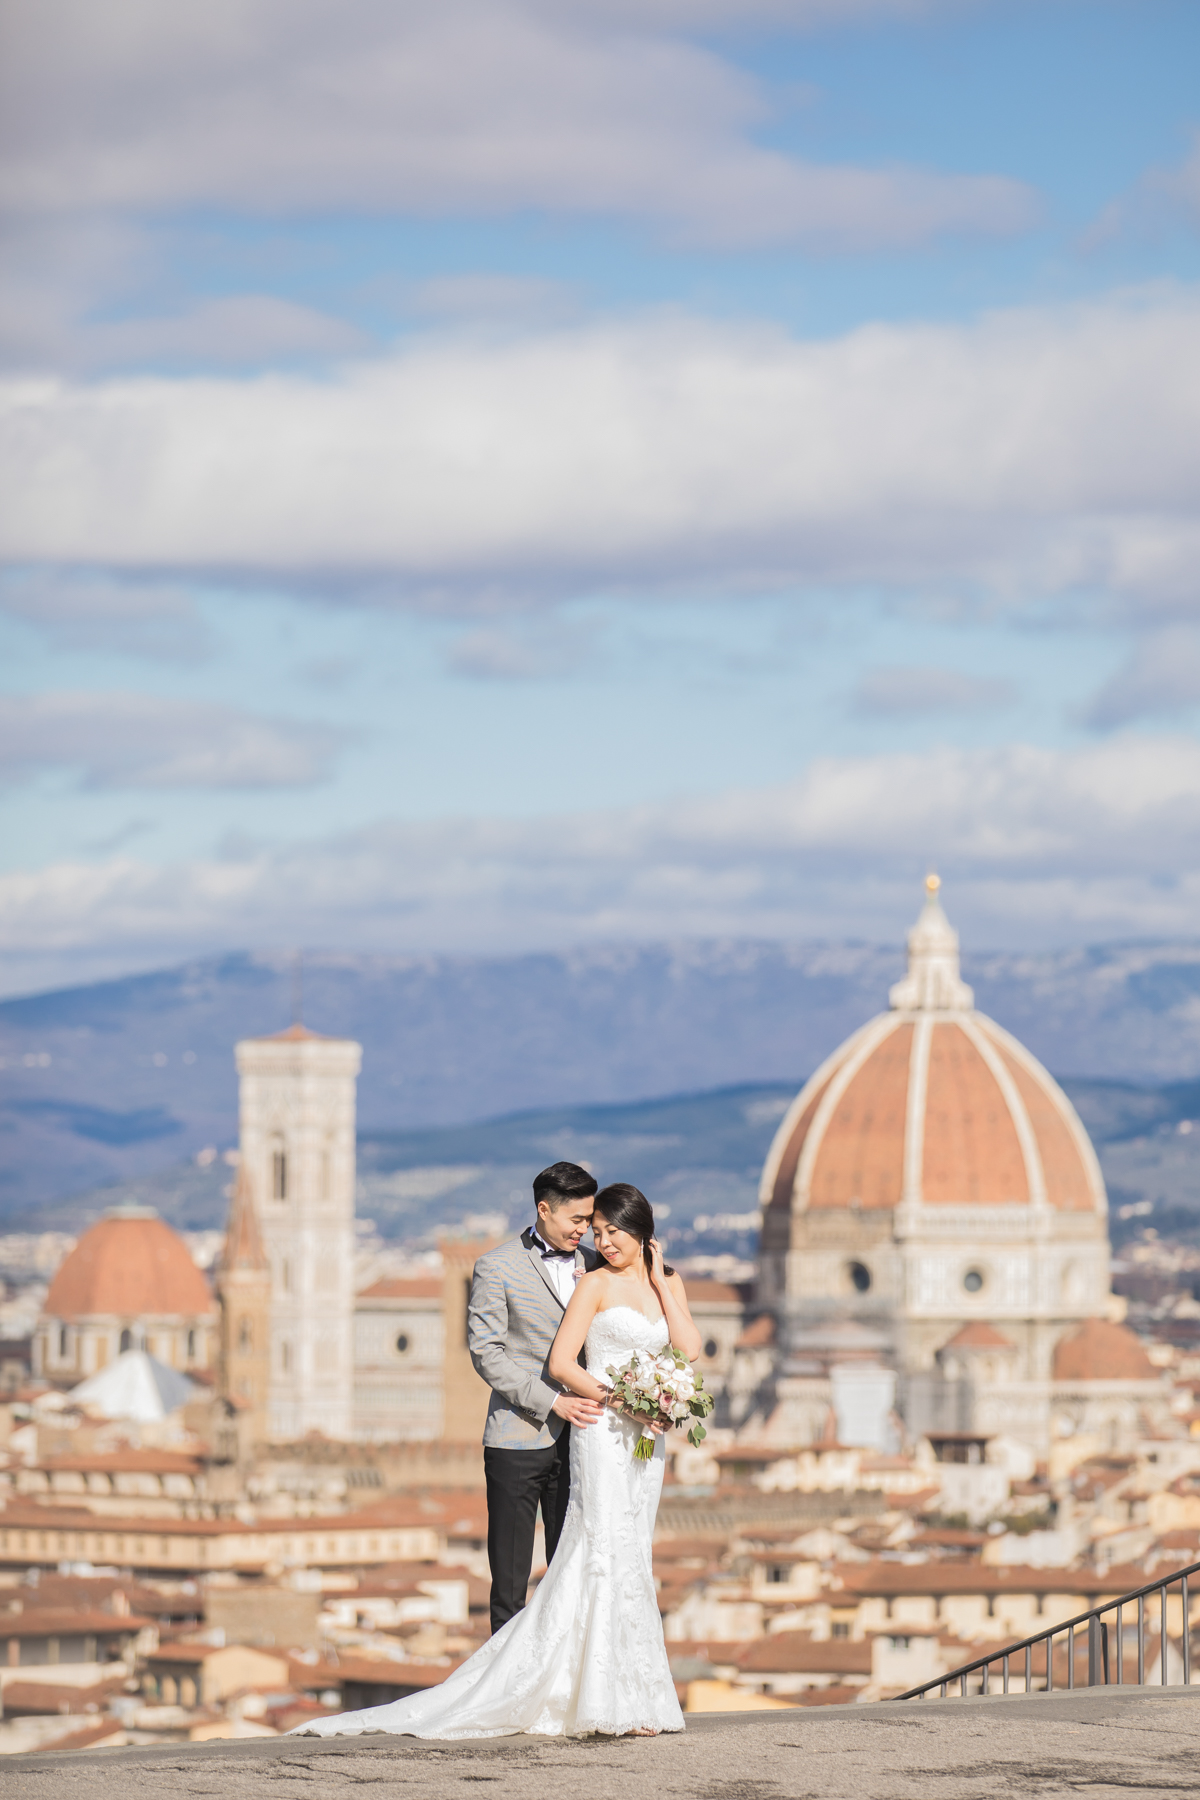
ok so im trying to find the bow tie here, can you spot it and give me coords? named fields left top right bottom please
left=535, top=1238, right=574, bottom=1261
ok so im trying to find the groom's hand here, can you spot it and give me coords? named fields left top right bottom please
left=551, top=1393, right=604, bottom=1426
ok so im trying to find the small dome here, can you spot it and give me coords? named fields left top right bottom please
left=45, top=1209, right=215, bottom=1321
left=760, top=881, right=1106, bottom=1218
left=941, top=1323, right=1016, bottom=1351
left=1052, top=1318, right=1156, bottom=1382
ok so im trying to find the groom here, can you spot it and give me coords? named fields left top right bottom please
left=468, top=1160, right=604, bottom=1635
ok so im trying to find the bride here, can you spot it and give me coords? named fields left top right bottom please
left=292, top=1182, right=700, bottom=1740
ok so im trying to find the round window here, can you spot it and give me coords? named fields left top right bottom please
left=703, top=1339, right=719, bottom=1360
left=848, top=1261, right=872, bottom=1293
left=962, top=1269, right=984, bottom=1293
left=395, top=1333, right=410, bottom=1354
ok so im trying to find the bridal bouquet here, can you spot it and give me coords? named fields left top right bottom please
left=604, top=1347, right=715, bottom=1461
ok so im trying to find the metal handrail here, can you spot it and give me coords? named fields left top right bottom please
left=891, top=1557, right=1199, bottom=1701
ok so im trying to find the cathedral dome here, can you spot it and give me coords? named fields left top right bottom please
left=760, top=879, right=1106, bottom=1220
left=1052, top=1317, right=1155, bottom=1382
left=45, top=1207, right=216, bottom=1321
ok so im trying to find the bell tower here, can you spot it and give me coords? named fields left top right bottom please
left=234, top=1022, right=362, bottom=1440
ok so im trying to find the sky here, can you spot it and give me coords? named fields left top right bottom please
left=2, top=0, right=1200, bottom=997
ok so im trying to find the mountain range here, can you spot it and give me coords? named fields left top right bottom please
left=4, top=938, right=1200, bottom=1237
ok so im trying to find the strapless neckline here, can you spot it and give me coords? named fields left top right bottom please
left=595, top=1301, right=665, bottom=1329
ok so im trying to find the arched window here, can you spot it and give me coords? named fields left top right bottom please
left=119, top=1327, right=134, bottom=1353
left=58, top=1325, right=69, bottom=1359
left=238, top=1316, right=253, bottom=1352
left=272, top=1146, right=288, bottom=1200
left=186, top=1328, right=196, bottom=1361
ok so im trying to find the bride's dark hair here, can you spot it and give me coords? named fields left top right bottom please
left=592, top=1183, right=674, bottom=1277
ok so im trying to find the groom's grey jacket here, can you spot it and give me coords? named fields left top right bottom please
left=468, top=1227, right=600, bottom=1450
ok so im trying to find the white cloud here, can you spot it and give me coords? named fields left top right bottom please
left=2, top=291, right=1199, bottom=610
left=0, top=0, right=1031, bottom=251
left=852, top=665, right=1015, bottom=715
left=0, top=692, right=343, bottom=789
left=1089, top=129, right=1200, bottom=246
left=0, top=570, right=210, bottom=660
left=0, top=212, right=367, bottom=374
left=1082, top=625, right=1200, bottom=728
left=3, top=736, right=1199, bottom=984
left=447, top=619, right=598, bottom=680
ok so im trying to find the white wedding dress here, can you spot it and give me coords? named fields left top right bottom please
left=292, top=1308, right=684, bottom=1740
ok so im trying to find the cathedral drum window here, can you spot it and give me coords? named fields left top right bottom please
left=847, top=1260, right=872, bottom=1294
left=962, top=1267, right=986, bottom=1294
left=395, top=1333, right=410, bottom=1355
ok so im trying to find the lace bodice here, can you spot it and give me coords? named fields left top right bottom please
left=585, top=1304, right=669, bottom=1374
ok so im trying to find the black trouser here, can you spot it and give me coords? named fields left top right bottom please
left=484, top=1429, right=572, bottom=1636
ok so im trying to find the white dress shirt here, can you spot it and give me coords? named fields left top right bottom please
left=530, top=1227, right=578, bottom=1306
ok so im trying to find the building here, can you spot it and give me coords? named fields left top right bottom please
left=756, top=877, right=1157, bottom=1456
left=33, top=1207, right=217, bottom=1384
left=234, top=1022, right=362, bottom=1441
left=353, top=1277, right=445, bottom=1441
left=214, top=1169, right=272, bottom=1446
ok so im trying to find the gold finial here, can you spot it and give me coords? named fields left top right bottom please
left=925, top=871, right=941, bottom=895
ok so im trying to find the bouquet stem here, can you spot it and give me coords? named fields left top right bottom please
left=633, top=1431, right=656, bottom=1461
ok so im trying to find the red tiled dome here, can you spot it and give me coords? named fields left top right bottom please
left=761, top=881, right=1106, bottom=1220
left=45, top=1211, right=216, bottom=1321
left=1052, top=1318, right=1155, bottom=1382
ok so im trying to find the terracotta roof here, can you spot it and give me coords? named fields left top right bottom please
left=357, top=1279, right=442, bottom=1300
left=0, top=1607, right=152, bottom=1636
left=683, top=1281, right=746, bottom=1305
left=0, top=1490, right=486, bottom=1539
left=44, top=1213, right=215, bottom=1322
left=735, top=1632, right=872, bottom=1676
left=145, top=1642, right=250, bottom=1664
left=0, top=1678, right=126, bottom=1716
left=33, top=1720, right=126, bottom=1753
left=736, top=1315, right=775, bottom=1349
left=289, top=1653, right=460, bottom=1692
left=760, top=892, right=1103, bottom=1218
left=789, top=1684, right=865, bottom=1707
left=832, top=1561, right=1122, bottom=1598
left=36, top=1450, right=202, bottom=1475
left=263, top=1023, right=327, bottom=1041
left=940, top=1322, right=1016, bottom=1352
left=1052, top=1318, right=1156, bottom=1383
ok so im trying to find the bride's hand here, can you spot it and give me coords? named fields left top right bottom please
left=647, top=1237, right=668, bottom=1289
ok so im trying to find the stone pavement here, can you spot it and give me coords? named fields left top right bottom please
left=5, top=1686, right=1199, bottom=1800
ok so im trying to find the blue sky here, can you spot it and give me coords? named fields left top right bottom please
left=2, top=0, right=1200, bottom=995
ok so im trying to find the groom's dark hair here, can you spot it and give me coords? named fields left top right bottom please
left=533, top=1161, right=598, bottom=1211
